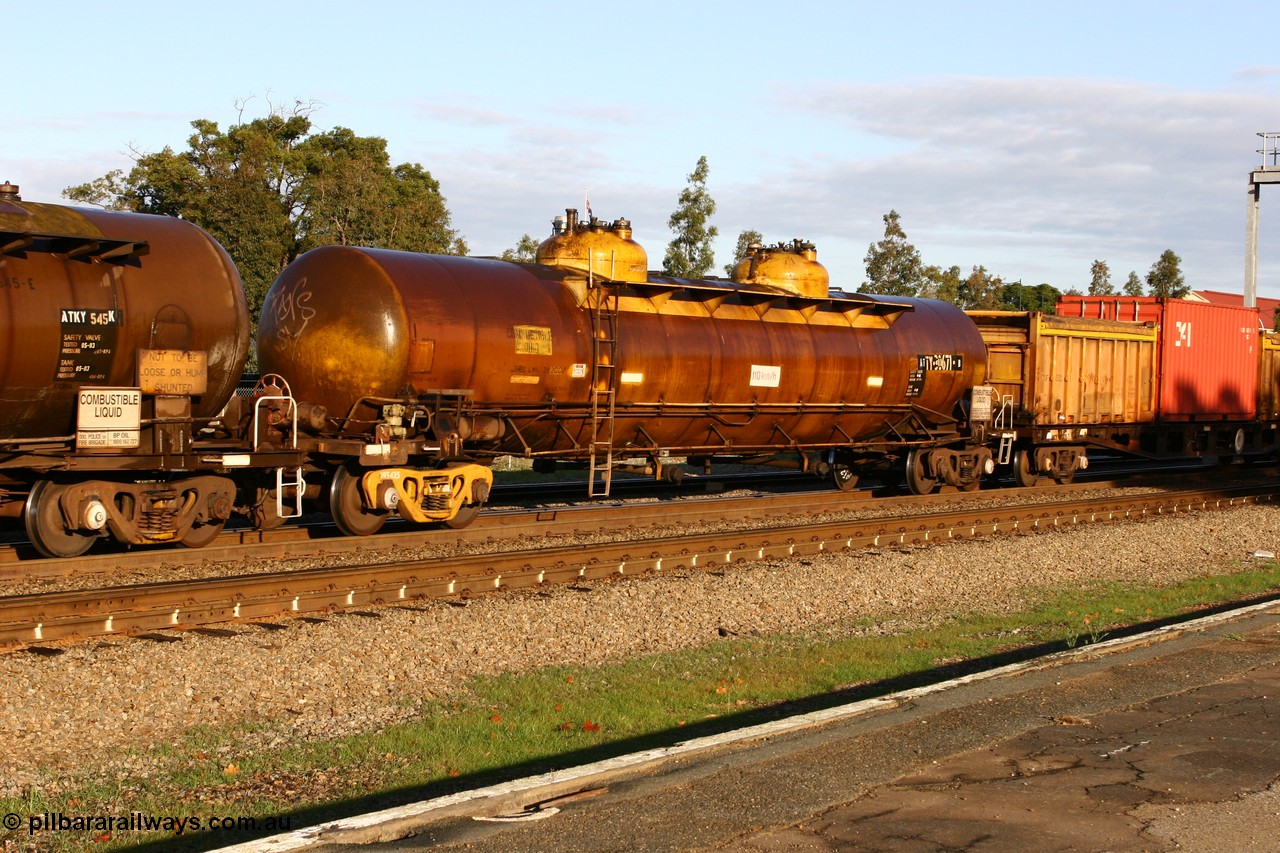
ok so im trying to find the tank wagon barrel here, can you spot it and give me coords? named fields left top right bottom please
left=258, top=208, right=999, bottom=533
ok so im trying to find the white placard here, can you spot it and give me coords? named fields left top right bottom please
left=749, top=365, right=781, bottom=388
left=77, top=387, right=141, bottom=448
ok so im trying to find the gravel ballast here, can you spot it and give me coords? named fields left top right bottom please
left=0, top=503, right=1277, bottom=800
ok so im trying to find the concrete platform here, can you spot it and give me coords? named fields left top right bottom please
left=272, top=602, right=1280, bottom=852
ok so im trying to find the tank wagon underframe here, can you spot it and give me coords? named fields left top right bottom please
left=450, top=400, right=965, bottom=459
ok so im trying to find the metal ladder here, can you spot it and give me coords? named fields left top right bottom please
left=993, top=393, right=1016, bottom=465
left=587, top=277, right=619, bottom=497
left=251, top=373, right=306, bottom=521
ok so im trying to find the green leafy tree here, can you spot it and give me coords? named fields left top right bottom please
left=1035, top=283, right=1062, bottom=314
left=662, top=155, right=718, bottom=278
left=724, top=228, right=763, bottom=277
left=918, top=264, right=962, bottom=304
left=1145, top=249, right=1189, bottom=298
left=1123, top=271, right=1144, bottom=296
left=64, top=102, right=465, bottom=330
left=1000, top=281, right=1062, bottom=312
left=1088, top=260, right=1114, bottom=295
left=300, top=128, right=466, bottom=256
left=501, top=234, right=541, bottom=262
left=859, top=210, right=923, bottom=297
left=956, top=265, right=1005, bottom=310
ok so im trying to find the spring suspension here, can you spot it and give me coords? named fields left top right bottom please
left=139, top=490, right=179, bottom=533
left=421, top=492, right=451, bottom=513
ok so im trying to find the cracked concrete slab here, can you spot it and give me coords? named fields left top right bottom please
left=729, top=629, right=1280, bottom=852
left=304, top=609, right=1280, bottom=853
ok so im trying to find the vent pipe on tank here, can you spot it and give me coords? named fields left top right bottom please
left=0, top=182, right=20, bottom=201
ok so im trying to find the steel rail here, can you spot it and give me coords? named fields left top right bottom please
left=0, top=485, right=1274, bottom=649
left=0, top=464, right=1261, bottom=582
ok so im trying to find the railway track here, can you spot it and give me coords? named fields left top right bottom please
left=1, top=482, right=1274, bottom=650
left=0, top=461, right=1258, bottom=582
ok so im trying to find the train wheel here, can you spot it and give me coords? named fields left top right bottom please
left=905, top=450, right=938, bottom=496
left=328, top=463, right=387, bottom=536
left=830, top=465, right=859, bottom=492
left=1013, top=450, right=1039, bottom=487
left=180, top=520, right=226, bottom=548
left=24, top=481, right=97, bottom=558
left=444, top=503, right=482, bottom=530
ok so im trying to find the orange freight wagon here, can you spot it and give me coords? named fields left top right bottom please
left=1057, top=296, right=1259, bottom=420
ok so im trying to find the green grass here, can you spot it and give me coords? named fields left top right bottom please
left=6, top=562, right=1280, bottom=851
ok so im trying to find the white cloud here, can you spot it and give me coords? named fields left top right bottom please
left=716, top=76, right=1280, bottom=293
left=1236, top=66, right=1280, bottom=80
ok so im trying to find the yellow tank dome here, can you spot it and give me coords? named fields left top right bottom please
left=730, top=239, right=829, bottom=298
left=536, top=208, right=648, bottom=283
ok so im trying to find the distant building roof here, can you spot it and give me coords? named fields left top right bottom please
left=1191, top=290, right=1280, bottom=328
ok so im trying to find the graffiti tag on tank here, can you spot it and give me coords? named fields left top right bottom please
left=271, top=276, right=316, bottom=343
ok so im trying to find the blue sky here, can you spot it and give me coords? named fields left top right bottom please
left=11, top=1, right=1280, bottom=296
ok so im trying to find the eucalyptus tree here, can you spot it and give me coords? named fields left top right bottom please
left=501, top=234, right=541, bottom=262
left=1123, top=271, right=1145, bottom=296
left=859, top=210, right=923, bottom=297
left=662, top=155, right=718, bottom=278
left=1089, top=259, right=1114, bottom=295
left=1145, top=249, right=1189, bottom=298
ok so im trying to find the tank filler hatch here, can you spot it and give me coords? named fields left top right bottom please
left=730, top=239, right=830, bottom=299
left=536, top=208, right=648, bottom=283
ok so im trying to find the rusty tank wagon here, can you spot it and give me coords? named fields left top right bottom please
left=257, top=209, right=997, bottom=535
left=0, top=184, right=300, bottom=556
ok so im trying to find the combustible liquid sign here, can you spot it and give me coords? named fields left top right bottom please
left=77, top=388, right=141, bottom=449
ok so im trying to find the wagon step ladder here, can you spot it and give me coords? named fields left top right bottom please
left=587, top=278, right=619, bottom=497
left=994, top=394, right=1016, bottom=466
left=272, top=466, right=306, bottom=521
left=252, top=378, right=305, bottom=520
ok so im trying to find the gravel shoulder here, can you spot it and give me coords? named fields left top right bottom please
left=1, top=502, right=1277, bottom=800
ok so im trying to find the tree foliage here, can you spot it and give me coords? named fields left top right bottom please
left=1088, top=259, right=1114, bottom=296
left=501, top=234, right=540, bottom=263
left=955, top=265, right=1005, bottom=310
left=1145, top=249, right=1188, bottom=298
left=1123, top=271, right=1144, bottom=296
left=860, top=210, right=924, bottom=297
left=662, top=156, right=718, bottom=278
left=64, top=102, right=466, bottom=330
left=918, top=264, right=962, bottom=303
left=724, top=229, right=763, bottom=277
left=1001, top=281, right=1061, bottom=313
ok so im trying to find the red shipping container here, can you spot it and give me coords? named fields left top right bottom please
left=1058, top=296, right=1259, bottom=419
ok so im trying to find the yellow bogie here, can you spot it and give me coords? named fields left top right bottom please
left=357, top=463, right=493, bottom=525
